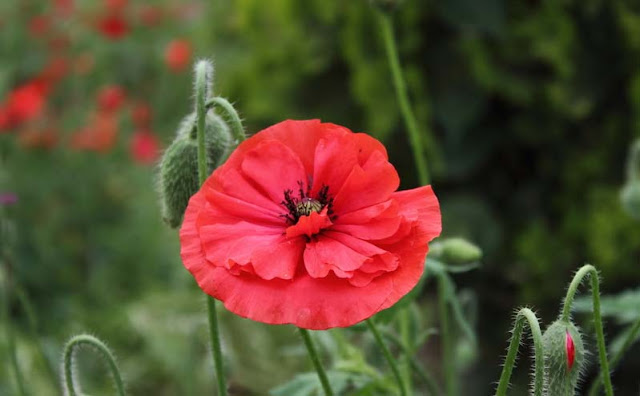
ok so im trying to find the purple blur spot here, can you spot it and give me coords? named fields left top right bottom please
left=0, top=193, right=18, bottom=206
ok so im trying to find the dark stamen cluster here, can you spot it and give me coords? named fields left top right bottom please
left=281, top=181, right=335, bottom=225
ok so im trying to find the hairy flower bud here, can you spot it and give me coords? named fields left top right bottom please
left=158, top=112, right=231, bottom=228
left=541, top=320, right=585, bottom=396
left=430, top=237, right=482, bottom=265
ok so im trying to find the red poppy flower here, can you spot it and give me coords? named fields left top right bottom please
left=105, top=0, right=128, bottom=12
left=130, top=129, right=159, bottom=164
left=5, top=81, right=49, bottom=126
left=28, top=15, right=51, bottom=37
left=97, top=13, right=129, bottom=40
left=164, top=39, right=192, bottom=72
left=97, top=85, right=126, bottom=113
left=180, top=120, right=441, bottom=329
left=0, top=107, right=11, bottom=132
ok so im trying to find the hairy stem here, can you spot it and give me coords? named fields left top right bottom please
left=560, top=264, right=613, bottom=396
left=495, top=308, right=544, bottom=396
left=298, top=328, right=334, bottom=396
left=195, top=61, right=228, bottom=396
left=62, top=334, right=126, bottom=396
left=588, top=317, right=640, bottom=396
left=366, top=318, right=407, bottom=396
left=376, top=10, right=430, bottom=186
left=206, top=97, right=246, bottom=147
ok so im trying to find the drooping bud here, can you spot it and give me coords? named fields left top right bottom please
left=429, top=237, right=482, bottom=265
left=541, top=320, right=585, bottom=395
left=158, top=112, right=231, bottom=228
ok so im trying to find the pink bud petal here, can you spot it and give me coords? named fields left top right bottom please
left=566, top=330, right=575, bottom=370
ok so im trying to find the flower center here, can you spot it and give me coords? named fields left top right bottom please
left=296, top=198, right=323, bottom=216
left=281, top=181, right=334, bottom=225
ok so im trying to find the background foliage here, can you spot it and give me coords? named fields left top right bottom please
left=1, top=0, right=639, bottom=394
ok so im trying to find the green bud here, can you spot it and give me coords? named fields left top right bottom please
left=158, top=112, right=232, bottom=228
left=541, top=320, right=585, bottom=396
left=430, top=237, right=482, bottom=265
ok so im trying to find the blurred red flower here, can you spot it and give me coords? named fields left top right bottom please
left=164, top=39, right=192, bottom=72
left=55, top=0, right=74, bottom=17
left=4, top=80, right=49, bottom=127
left=180, top=120, right=441, bottom=329
left=131, top=102, right=152, bottom=127
left=28, top=15, right=51, bottom=37
left=105, top=0, right=128, bottom=12
left=18, top=127, right=58, bottom=149
left=130, top=129, right=159, bottom=164
left=97, top=85, right=126, bottom=113
left=70, top=112, right=119, bottom=152
left=137, top=4, right=164, bottom=27
left=98, top=13, right=130, bottom=40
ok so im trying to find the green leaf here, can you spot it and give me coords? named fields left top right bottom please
left=270, top=371, right=372, bottom=396
left=573, top=288, right=640, bottom=323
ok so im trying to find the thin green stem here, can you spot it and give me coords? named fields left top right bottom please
left=298, top=328, right=334, bottom=396
left=437, top=273, right=455, bottom=396
left=398, top=308, right=414, bottom=396
left=382, top=330, right=442, bottom=396
left=366, top=318, right=407, bottom=396
left=2, top=258, right=27, bottom=396
left=62, top=334, right=126, bottom=396
left=195, top=60, right=228, bottom=396
left=14, top=284, right=58, bottom=388
left=495, top=308, right=544, bottom=396
left=206, top=97, right=246, bottom=145
left=376, top=10, right=430, bottom=186
left=588, top=317, right=640, bottom=396
left=560, top=264, right=613, bottom=396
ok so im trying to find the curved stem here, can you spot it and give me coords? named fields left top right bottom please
left=376, top=10, right=430, bottom=186
left=588, top=317, right=640, bottom=396
left=560, top=264, right=613, bottom=396
left=62, top=334, right=126, bottom=396
left=195, top=61, right=228, bottom=396
left=206, top=97, right=246, bottom=145
left=437, top=273, right=455, bottom=396
left=366, top=318, right=407, bottom=396
left=298, top=328, right=334, bottom=396
left=495, top=308, right=544, bottom=396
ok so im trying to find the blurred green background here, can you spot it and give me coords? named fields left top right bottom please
left=2, top=0, right=640, bottom=394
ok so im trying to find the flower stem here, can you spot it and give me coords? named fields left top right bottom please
left=495, top=308, right=544, bottom=396
left=195, top=60, right=228, bottom=396
left=588, top=316, right=640, bottom=396
left=366, top=318, right=407, bottom=396
left=398, top=308, right=414, bottom=396
left=560, top=264, right=613, bottom=396
left=376, top=10, right=430, bottom=186
left=206, top=97, right=246, bottom=146
left=2, top=264, right=26, bottom=396
left=298, top=328, right=334, bottom=396
left=437, top=273, right=455, bottom=396
left=62, top=334, right=126, bottom=396
left=382, top=330, right=442, bottom=396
